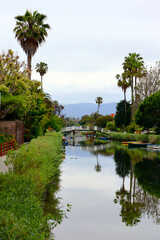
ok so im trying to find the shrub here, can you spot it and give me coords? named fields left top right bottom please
left=0, top=132, right=15, bottom=143
left=106, top=121, right=117, bottom=131
left=95, top=115, right=113, bottom=128
left=0, top=132, right=65, bottom=239
left=108, top=132, right=156, bottom=143
left=148, top=135, right=159, bottom=144
left=126, top=122, right=140, bottom=133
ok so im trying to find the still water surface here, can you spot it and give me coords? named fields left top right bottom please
left=53, top=141, right=160, bottom=240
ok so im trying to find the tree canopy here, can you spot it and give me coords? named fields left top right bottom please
left=95, top=115, right=113, bottom=128
left=134, top=158, right=160, bottom=198
left=122, top=53, right=146, bottom=119
left=115, top=100, right=131, bottom=128
left=35, top=62, right=48, bottom=90
left=0, top=49, right=41, bottom=119
left=0, top=50, right=63, bottom=140
left=137, top=62, right=160, bottom=103
left=135, top=90, right=160, bottom=130
left=95, top=97, right=103, bottom=113
left=14, top=10, right=50, bottom=78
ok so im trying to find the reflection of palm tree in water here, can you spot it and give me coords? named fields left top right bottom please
left=114, top=148, right=143, bottom=226
left=114, top=148, right=160, bottom=226
left=95, top=154, right=101, bottom=172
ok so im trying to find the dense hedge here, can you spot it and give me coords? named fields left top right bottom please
left=0, top=132, right=64, bottom=240
left=108, top=132, right=160, bottom=143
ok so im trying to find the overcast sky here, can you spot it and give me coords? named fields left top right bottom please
left=1, top=0, right=160, bottom=104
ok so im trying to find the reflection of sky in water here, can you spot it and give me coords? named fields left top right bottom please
left=54, top=146, right=160, bottom=240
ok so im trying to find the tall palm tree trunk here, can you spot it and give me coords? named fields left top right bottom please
left=41, top=75, right=43, bottom=90
left=124, top=89, right=127, bottom=116
left=129, top=160, right=133, bottom=203
left=27, top=54, right=32, bottom=79
left=97, top=104, right=100, bottom=113
left=131, top=77, right=134, bottom=121
left=135, top=76, right=137, bottom=109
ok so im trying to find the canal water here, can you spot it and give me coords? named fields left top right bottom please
left=53, top=140, right=160, bottom=240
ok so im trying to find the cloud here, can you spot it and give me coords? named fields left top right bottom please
left=32, top=69, right=126, bottom=104
left=1, top=0, right=160, bottom=104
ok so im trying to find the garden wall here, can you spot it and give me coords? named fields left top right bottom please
left=0, top=121, right=24, bottom=145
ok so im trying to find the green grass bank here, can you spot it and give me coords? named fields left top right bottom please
left=107, top=132, right=160, bottom=144
left=0, top=132, right=64, bottom=240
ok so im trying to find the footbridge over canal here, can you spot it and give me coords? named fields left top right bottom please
left=61, top=126, right=106, bottom=136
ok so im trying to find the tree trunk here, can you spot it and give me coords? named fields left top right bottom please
left=131, top=77, right=134, bottom=121
left=135, top=76, right=137, bottom=110
left=124, top=89, right=126, bottom=116
left=41, top=75, right=43, bottom=90
left=129, top=160, right=133, bottom=203
left=27, top=54, right=32, bottom=79
left=97, top=104, right=99, bottom=113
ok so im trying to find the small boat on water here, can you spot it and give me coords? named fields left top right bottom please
left=98, top=137, right=108, bottom=141
left=122, top=141, right=142, bottom=146
left=147, top=144, right=160, bottom=149
left=62, top=136, right=68, bottom=146
left=128, top=143, right=160, bottom=149
left=128, top=142, right=148, bottom=148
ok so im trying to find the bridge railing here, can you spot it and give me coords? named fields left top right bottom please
left=61, top=125, right=103, bottom=132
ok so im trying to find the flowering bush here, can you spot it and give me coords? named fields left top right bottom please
left=0, top=133, right=15, bottom=144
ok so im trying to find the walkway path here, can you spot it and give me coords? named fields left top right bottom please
left=0, top=156, right=8, bottom=173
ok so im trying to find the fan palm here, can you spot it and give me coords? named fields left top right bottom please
left=116, top=73, right=130, bottom=114
left=95, top=97, right=103, bottom=113
left=123, top=53, right=146, bottom=119
left=35, top=62, right=48, bottom=90
left=14, top=10, right=51, bottom=79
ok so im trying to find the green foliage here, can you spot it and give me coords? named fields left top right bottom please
left=95, top=96, right=103, bottom=113
left=44, top=115, right=63, bottom=132
left=108, top=132, right=151, bottom=143
left=14, top=10, right=50, bottom=57
left=0, top=133, right=15, bottom=144
left=0, top=132, right=65, bottom=239
left=148, top=135, right=160, bottom=144
left=134, top=158, right=160, bottom=198
left=95, top=115, right=113, bottom=128
left=14, top=10, right=51, bottom=78
left=126, top=122, right=140, bottom=133
left=36, top=62, right=48, bottom=76
left=0, top=49, right=41, bottom=119
left=122, top=53, right=146, bottom=118
left=79, top=113, right=100, bottom=126
left=1, top=50, right=63, bottom=140
left=115, top=100, right=131, bottom=128
left=120, top=201, right=143, bottom=226
left=114, top=148, right=130, bottom=178
left=106, top=120, right=116, bottom=131
left=135, top=90, right=160, bottom=130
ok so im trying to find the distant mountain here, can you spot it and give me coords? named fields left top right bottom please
left=62, top=102, right=117, bottom=118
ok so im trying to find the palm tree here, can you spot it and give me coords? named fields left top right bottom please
left=35, top=62, right=48, bottom=90
left=95, top=97, right=103, bottom=113
left=116, top=73, right=130, bottom=115
left=95, top=155, right=101, bottom=172
left=123, top=53, right=146, bottom=120
left=13, top=10, right=51, bottom=79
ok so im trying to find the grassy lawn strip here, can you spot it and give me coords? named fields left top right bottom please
left=108, top=132, right=160, bottom=144
left=0, top=132, right=63, bottom=240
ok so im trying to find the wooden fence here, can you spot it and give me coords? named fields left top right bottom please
left=0, top=140, right=15, bottom=157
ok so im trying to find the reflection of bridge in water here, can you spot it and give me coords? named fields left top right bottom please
left=81, top=144, right=110, bottom=153
left=61, top=126, right=103, bottom=146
